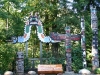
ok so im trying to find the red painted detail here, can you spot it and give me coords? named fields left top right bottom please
left=24, top=34, right=27, bottom=38
left=41, top=34, right=45, bottom=38
left=66, top=49, right=71, bottom=52
left=71, top=34, right=81, bottom=41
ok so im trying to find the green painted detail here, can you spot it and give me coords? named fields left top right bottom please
left=32, top=18, right=36, bottom=21
left=82, top=37, right=85, bottom=41
left=25, top=25, right=30, bottom=33
left=65, top=26, right=70, bottom=30
left=37, top=26, right=42, bottom=33
left=65, top=45, right=71, bottom=49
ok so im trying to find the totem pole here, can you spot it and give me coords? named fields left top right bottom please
left=16, top=52, right=24, bottom=75
left=50, top=27, right=81, bottom=72
left=90, top=5, right=99, bottom=70
left=78, top=16, right=91, bottom=74
left=81, top=17, right=87, bottom=68
left=65, top=26, right=72, bottom=71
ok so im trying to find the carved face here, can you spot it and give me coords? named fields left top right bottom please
left=11, top=37, right=17, bottom=43
left=16, top=60, right=24, bottom=72
left=29, top=16, right=38, bottom=25
left=16, top=52, right=24, bottom=59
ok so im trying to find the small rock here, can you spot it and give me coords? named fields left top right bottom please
left=4, top=71, right=13, bottom=75
left=79, top=68, right=91, bottom=75
left=28, top=71, right=36, bottom=75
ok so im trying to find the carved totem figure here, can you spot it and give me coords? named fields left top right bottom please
left=16, top=52, right=24, bottom=75
left=90, top=5, right=99, bottom=70
left=81, top=17, right=87, bottom=68
left=65, top=26, right=72, bottom=71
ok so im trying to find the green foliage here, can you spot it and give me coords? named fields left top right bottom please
left=24, top=57, right=31, bottom=72
left=42, top=48, right=65, bottom=64
left=94, top=68, right=100, bottom=74
left=86, top=67, right=92, bottom=72
left=42, top=47, right=66, bottom=71
left=72, top=45, right=83, bottom=72
left=0, top=43, right=17, bottom=74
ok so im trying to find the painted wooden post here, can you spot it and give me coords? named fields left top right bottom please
left=78, top=17, right=91, bottom=74
left=90, top=5, right=99, bottom=70
left=25, top=41, right=28, bottom=58
left=16, top=52, right=24, bottom=75
left=81, top=17, right=87, bottom=68
left=40, top=41, right=42, bottom=64
left=65, top=26, right=72, bottom=71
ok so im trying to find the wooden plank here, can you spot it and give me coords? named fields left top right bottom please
left=50, top=32, right=80, bottom=41
left=71, top=34, right=81, bottom=41
left=38, top=64, right=63, bottom=74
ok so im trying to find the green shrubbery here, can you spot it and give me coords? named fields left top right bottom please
left=72, top=45, right=83, bottom=73
left=0, top=43, right=17, bottom=74
left=94, top=68, right=100, bottom=74
left=42, top=44, right=83, bottom=72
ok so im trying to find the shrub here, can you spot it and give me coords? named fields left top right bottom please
left=94, top=68, right=100, bottom=74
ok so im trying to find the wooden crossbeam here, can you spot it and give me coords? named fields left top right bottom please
left=50, top=32, right=81, bottom=41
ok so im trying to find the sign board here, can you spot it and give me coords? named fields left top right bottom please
left=38, top=64, right=63, bottom=74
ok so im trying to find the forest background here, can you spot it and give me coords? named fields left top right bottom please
left=0, top=0, right=100, bottom=74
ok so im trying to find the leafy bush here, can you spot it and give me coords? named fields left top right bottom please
left=72, top=45, right=83, bottom=73
left=0, top=43, right=17, bottom=74
left=94, top=68, right=100, bottom=74
left=24, top=57, right=31, bottom=72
